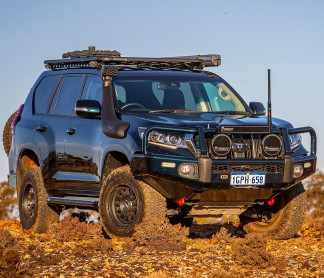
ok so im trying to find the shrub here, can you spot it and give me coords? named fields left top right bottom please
left=133, top=217, right=189, bottom=252
left=0, top=248, right=20, bottom=278
left=49, top=216, right=102, bottom=241
left=212, top=227, right=234, bottom=246
left=305, top=170, right=324, bottom=211
left=0, top=228, right=22, bottom=277
left=0, top=229, right=16, bottom=249
left=0, top=181, right=17, bottom=220
left=86, top=237, right=113, bottom=253
left=232, top=232, right=280, bottom=269
left=300, top=214, right=323, bottom=233
left=312, top=210, right=324, bottom=235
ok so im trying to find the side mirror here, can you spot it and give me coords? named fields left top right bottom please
left=249, top=102, right=266, bottom=116
left=75, top=100, right=101, bottom=118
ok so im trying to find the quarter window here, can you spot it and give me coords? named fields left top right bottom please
left=52, top=76, right=83, bottom=116
left=34, top=75, right=60, bottom=114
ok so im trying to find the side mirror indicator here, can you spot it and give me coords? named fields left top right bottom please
left=75, top=100, right=101, bottom=118
left=249, top=102, right=266, bottom=116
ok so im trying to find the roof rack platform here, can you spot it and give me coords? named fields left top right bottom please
left=44, top=46, right=221, bottom=71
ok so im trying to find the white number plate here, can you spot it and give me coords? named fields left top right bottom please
left=230, top=172, right=266, bottom=186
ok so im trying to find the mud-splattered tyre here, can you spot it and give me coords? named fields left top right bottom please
left=19, top=167, right=60, bottom=233
left=2, top=111, right=17, bottom=156
left=241, top=182, right=306, bottom=240
left=99, top=165, right=166, bottom=238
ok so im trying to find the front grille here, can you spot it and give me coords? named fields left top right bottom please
left=211, top=164, right=284, bottom=174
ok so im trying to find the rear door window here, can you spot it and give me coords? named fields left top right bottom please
left=51, top=76, right=83, bottom=116
left=34, top=75, right=61, bottom=114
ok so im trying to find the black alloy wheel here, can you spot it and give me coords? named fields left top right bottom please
left=99, top=165, right=167, bottom=238
left=19, top=167, right=60, bottom=233
left=109, top=184, right=139, bottom=227
left=21, top=182, right=37, bottom=227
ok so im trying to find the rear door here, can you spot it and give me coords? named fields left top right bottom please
left=32, top=74, right=62, bottom=184
left=64, top=75, right=102, bottom=195
left=39, top=74, right=83, bottom=189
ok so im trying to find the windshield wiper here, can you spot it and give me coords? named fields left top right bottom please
left=209, top=111, right=252, bottom=115
left=149, top=110, right=251, bottom=115
left=149, top=109, right=201, bottom=114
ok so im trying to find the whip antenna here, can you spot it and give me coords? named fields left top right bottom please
left=268, top=69, right=272, bottom=131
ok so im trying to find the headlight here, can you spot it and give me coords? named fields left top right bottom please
left=289, top=134, right=302, bottom=150
left=148, top=131, right=188, bottom=150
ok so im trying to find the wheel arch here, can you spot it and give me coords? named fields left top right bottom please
left=100, top=150, right=130, bottom=183
left=17, top=148, right=41, bottom=189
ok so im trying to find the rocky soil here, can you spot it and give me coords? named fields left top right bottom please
left=0, top=215, right=323, bottom=278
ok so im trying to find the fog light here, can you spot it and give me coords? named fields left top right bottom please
left=304, top=162, right=312, bottom=169
left=179, top=164, right=190, bottom=174
left=178, top=163, right=198, bottom=179
left=293, top=164, right=303, bottom=179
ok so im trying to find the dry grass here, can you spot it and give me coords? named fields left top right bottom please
left=146, top=270, right=170, bottom=278
left=208, top=267, right=243, bottom=278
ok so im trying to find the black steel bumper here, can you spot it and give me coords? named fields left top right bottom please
left=130, top=154, right=316, bottom=202
left=130, top=125, right=317, bottom=202
left=131, top=154, right=316, bottom=187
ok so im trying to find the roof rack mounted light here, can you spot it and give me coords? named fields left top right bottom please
left=44, top=46, right=221, bottom=71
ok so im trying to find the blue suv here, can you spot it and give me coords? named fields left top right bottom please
left=4, top=47, right=317, bottom=239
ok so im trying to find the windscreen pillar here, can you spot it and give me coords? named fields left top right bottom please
left=101, top=66, right=130, bottom=139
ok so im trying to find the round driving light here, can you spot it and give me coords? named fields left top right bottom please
left=179, top=164, right=191, bottom=174
left=293, top=164, right=303, bottom=179
left=212, top=134, right=232, bottom=156
left=262, top=134, right=282, bottom=156
left=178, top=163, right=198, bottom=179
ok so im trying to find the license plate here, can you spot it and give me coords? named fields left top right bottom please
left=230, top=172, right=266, bottom=186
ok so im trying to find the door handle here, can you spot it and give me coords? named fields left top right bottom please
left=66, top=127, right=77, bottom=135
left=36, top=125, right=48, bottom=132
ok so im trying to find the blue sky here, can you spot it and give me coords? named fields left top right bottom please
left=0, top=0, right=323, bottom=181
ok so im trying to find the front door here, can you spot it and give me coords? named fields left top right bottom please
left=64, top=75, right=102, bottom=196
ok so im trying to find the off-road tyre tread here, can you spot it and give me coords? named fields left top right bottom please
left=99, top=165, right=166, bottom=238
left=19, top=167, right=59, bottom=233
left=2, top=111, right=17, bottom=156
left=243, top=182, right=306, bottom=240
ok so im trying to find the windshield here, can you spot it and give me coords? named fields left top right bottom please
left=113, top=74, right=248, bottom=113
